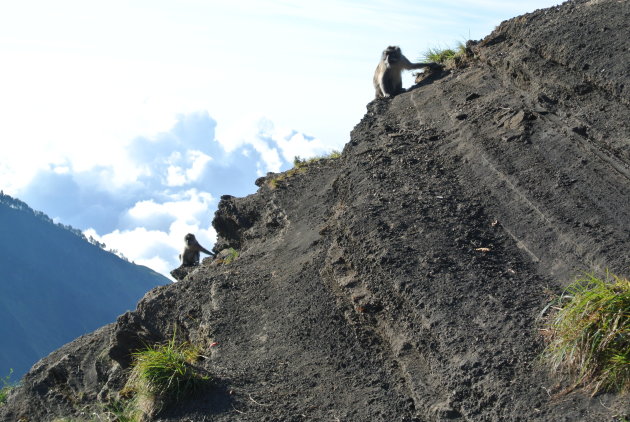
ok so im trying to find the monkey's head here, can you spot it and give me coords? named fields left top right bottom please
left=382, top=46, right=402, bottom=65
left=184, top=233, right=196, bottom=245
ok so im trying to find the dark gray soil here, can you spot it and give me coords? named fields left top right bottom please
left=2, top=0, right=629, bottom=420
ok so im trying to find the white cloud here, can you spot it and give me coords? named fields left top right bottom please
left=186, top=151, right=213, bottom=183
left=217, top=115, right=330, bottom=174
left=14, top=111, right=331, bottom=278
left=165, top=150, right=213, bottom=187
left=275, top=131, right=329, bottom=163
left=122, top=190, right=214, bottom=230
left=166, top=166, right=188, bottom=187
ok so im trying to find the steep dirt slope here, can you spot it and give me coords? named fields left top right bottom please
left=2, top=0, right=628, bottom=421
left=435, top=0, right=630, bottom=279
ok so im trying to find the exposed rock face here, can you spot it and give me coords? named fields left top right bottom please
left=2, top=0, right=629, bottom=420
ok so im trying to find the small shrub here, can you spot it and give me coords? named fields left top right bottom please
left=127, top=337, right=209, bottom=408
left=0, top=369, right=14, bottom=406
left=543, top=272, right=630, bottom=393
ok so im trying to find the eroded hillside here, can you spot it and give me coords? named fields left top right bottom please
left=2, top=0, right=629, bottom=420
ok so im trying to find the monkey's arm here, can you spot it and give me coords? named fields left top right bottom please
left=406, top=62, right=442, bottom=70
left=400, top=56, right=441, bottom=71
left=198, top=245, right=216, bottom=257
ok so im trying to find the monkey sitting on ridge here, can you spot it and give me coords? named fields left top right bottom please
left=179, top=233, right=215, bottom=266
left=373, top=45, right=441, bottom=98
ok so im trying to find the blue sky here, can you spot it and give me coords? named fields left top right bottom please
left=0, top=0, right=562, bottom=278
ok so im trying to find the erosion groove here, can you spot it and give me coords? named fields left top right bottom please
left=2, top=0, right=628, bottom=421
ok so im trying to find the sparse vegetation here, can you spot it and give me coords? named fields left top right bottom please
left=0, top=369, right=14, bottom=406
left=224, top=247, right=239, bottom=264
left=294, top=150, right=342, bottom=166
left=543, top=272, right=630, bottom=394
left=120, top=336, right=209, bottom=419
left=422, top=42, right=470, bottom=68
left=56, top=337, right=210, bottom=421
left=101, top=399, right=140, bottom=422
left=52, top=418, right=98, bottom=422
left=50, top=398, right=141, bottom=422
left=268, top=150, right=341, bottom=189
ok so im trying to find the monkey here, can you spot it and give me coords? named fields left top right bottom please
left=179, top=233, right=215, bottom=266
left=373, top=46, right=441, bottom=98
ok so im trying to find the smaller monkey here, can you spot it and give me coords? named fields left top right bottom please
left=373, top=46, right=441, bottom=98
left=179, top=233, right=215, bottom=266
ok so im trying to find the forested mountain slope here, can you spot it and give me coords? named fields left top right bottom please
left=0, top=193, right=169, bottom=379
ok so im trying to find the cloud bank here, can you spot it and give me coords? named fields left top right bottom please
left=18, top=111, right=330, bottom=278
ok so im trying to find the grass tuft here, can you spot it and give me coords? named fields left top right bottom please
left=422, top=42, right=469, bottom=68
left=543, top=272, right=630, bottom=394
left=129, top=337, right=208, bottom=403
left=121, top=335, right=209, bottom=420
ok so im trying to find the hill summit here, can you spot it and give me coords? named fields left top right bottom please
left=2, top=0, right=629, bottom=420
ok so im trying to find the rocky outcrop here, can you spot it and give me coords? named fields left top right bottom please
left=2, top=0, right=629, bottom=420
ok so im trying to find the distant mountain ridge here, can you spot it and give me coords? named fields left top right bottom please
left=0, top=192, right=169, bottom=379
left=1, top=192, right=124, bottom=259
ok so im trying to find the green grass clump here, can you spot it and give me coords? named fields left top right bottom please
left=422, top=42, right=468, bottom=67
left=543, top=273, right=630, bottom=394
left=127, top=336, right=209, bottom=411
left=269, top=150, right=341, bottom=189
left=0, top=369, right=14, bottom=406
